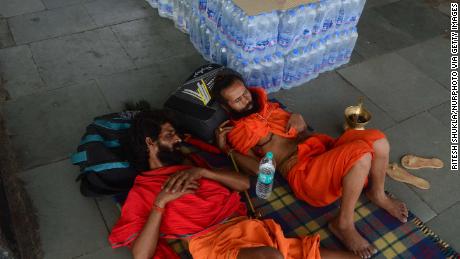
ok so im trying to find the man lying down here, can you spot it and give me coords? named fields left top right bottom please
left=212, top=68, right=409, bottom=259
left=108, top=110, right=356, bottom=259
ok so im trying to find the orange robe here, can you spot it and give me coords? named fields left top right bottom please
left=109, top=166, right=321, bottom=259
left=228, top=87, right=385, bottom=207
left=189, top=216, right=321, bottom=259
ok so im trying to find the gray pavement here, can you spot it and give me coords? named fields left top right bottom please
left=0, top=0, right=457, bottom=257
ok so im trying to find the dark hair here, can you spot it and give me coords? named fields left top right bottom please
left=212, top=68, right=246, bottom=104
left=126, top=110, right=173, bottom=171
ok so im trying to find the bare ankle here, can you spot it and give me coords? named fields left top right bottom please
left=366, top=190, right=386, bottom=200
left=332, top=216, right=354, bottom=230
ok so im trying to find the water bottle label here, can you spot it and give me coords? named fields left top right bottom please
left=258, top=173, right=274, bottom=184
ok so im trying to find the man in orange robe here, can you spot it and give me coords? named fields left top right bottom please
left=212, top=69, right=409, bottom=259
left=109, top=110, right=354, bottom=259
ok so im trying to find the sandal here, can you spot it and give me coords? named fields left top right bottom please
left=387, top=163, right=430, bottom=190
left=401, top=154, right=444, bottom=170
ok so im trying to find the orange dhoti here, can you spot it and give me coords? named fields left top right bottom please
left=287, top=129, right=386, bottom=207
left=227, top=88, right=387, bottom=207
left=188, top=216, right=321, bottom=259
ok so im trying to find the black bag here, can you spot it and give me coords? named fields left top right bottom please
left=71, top=111, right=139, bottom=197
left=164, top=63, right=228, bottom=142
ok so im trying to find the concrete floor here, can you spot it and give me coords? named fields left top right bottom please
left=0, top=0, right=457, bottom=258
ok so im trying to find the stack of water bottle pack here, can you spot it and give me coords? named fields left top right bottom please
left=145, top=0, right=366, bottom=93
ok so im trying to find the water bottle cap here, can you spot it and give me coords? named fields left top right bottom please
left=254, top=57, right=260, bottom=63
left=288, top=9, right=296, bottom=16
left=275, top=51, right=283, bottom=57
left=266, top=152, right=273, bottom=159
left=293, top=49, right=300, bottom=55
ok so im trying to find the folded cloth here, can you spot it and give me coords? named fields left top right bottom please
left=189, top=216, right=321, bottom=259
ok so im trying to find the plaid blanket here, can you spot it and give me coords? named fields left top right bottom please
left=167, top=149, right=459, bottom=259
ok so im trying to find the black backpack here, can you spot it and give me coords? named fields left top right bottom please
left=71, top=111, right=139, bottom=197
left=164, top=63, right=228, bottom=142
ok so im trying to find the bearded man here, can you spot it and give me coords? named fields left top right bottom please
left=109, top=110, right=355, bottom=259
left=212, top=69, right=408, bottom=259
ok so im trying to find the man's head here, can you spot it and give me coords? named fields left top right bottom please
left=129, top=110, right=184, bottom=170
left=212, top=68, right=259, bottom=118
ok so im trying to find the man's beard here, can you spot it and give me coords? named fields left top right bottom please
left=229, top=91, right=260, bottom=120
left=157, top=143, right=185, bottom=166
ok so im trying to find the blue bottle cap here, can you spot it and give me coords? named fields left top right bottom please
left=266, top=152, right=273, bottom=159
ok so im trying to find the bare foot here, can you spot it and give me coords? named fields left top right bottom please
left=366, top=192, right=408, bottom=223
left=328, top=218, right=377, bottom=258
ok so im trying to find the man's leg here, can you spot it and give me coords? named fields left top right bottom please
left=365, top=138, right=408, bottom=222
left=237, top=246, right=283, bottom=259
left=328, top=152, right=377, bottom=259
left=238, top=246, right=358, bottom=259
left=320, top=248, right=360, bottom=259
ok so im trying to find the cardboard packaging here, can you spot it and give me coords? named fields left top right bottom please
left=233, top=0, right=318, bottom=16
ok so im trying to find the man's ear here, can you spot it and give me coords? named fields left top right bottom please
left=145, top=137, right=156, bottom=148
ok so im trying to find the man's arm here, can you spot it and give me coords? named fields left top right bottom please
left=229, top=149, right=260, bottom=176
left=214, top=121, right=260, bottom=176
left=131, top=182, right=198, bottom=259
left=131, top=205, right=163, bottom=259
left=286, top=113, right=308, bottom=134
left=162, top=167, right=250, bottom=193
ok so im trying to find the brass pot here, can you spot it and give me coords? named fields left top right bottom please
left=344, top=102, right=372, bottom=130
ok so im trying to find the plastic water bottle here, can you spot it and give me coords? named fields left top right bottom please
left=335, top=29, right=349, bottom=66
left=343, top=27, right=358, bottom=63
left=306, top=42, right=319, bottom=80
left=245, top=16, right=258, bottom=53
left=261, top=55, right=274, bottom=91
left=348, top=0, right=366, bottom=27
left=298, top=45, right=311, bottom=84
left=329, top=32, right=343, bottom=70
left=266, top=11, right=280, bottom=52
left=312, top=0, right=327, bottom=39
left=241, top=60, right=252, bottom=82
left=272, top=51, right=284, bottom=90
left=210, top=34, right=221, bottom=63
left=302, top=45, right=315, bottom=82
left=278, top=9, right=297, bottom=53
left=297, top=3, right=317, bottom=49
left=283, top=48, right=302, bottom=89
left=321, top=0, right=340, bottom=34
left=249, top=58, right=264, bottom=86
left=220, top=0, right=232, bottom=34
left=336, top=0, right=351, bottom=31
left=313, top=39, right=326, bottom=77
left=173, top=0, right=186, bottom=32
left=256, top=152, right=276, bottom=199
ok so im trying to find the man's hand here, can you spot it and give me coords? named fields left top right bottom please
left=215, top=120, right=233, bottom=153
left=286, top=113, right=307, bottom=133
left=156, top=179, right=199, bottom=207
left=161, top=168, right=206, bottom=193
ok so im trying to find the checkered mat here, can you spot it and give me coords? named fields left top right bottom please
left=166, top=149, right=459, bottom=259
